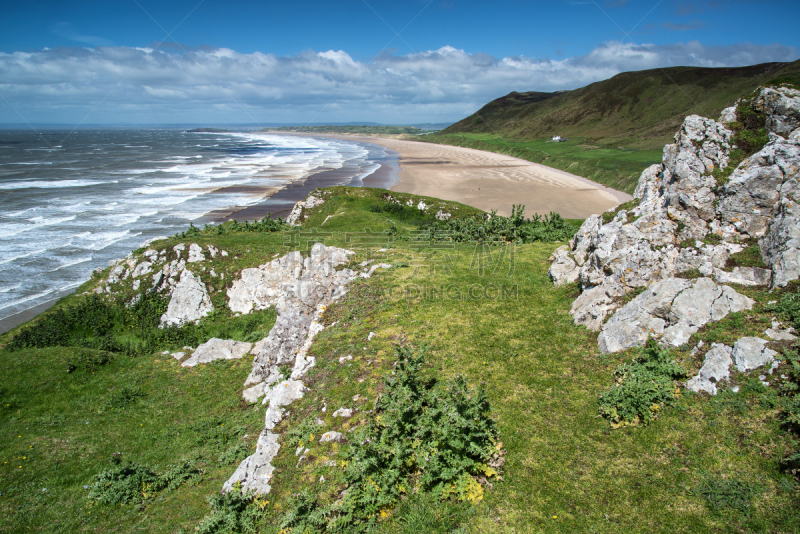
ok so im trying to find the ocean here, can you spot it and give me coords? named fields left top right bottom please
left=0, top=128, right=398, bottom=331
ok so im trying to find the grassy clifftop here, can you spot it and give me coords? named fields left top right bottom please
left=1, top=188, right=798, bottom=533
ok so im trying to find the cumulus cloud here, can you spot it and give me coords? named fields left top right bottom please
left=0, top=40, right=797, bottom=124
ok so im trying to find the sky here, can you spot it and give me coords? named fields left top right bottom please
left=1, top=0, right=799, bottom=126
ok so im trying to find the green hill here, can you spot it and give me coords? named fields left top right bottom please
left=444, top=60, right=800, bottom=148
left=418, top=61, right=800, bottom=194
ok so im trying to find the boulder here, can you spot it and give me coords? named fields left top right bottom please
left=597, top=278, right=754, bottom=354
left=548, top=245, right=579, bottom=286
left=160, top=269, right=214, bottom=327
left=187, top=243, right=205, bottom=263
left=332, top=407, right=353, bottom=418
left=753, top=86, right=800, bottom=137
left=181, top=338, right=253, bottom=367
left=686, top=343, right=733, bottom=395
left=732, top=337, right=778, bottom=373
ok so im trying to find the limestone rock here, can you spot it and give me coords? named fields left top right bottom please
left=598, top=278, right=754, bottom=354
left=686, top=343, right=732, bottom=395
left=319, top=431, right=345, bottom=443
left=753, top=86, right=800, bottom=137
left=435, top=209, right=452, bottom=221
left=759, top=177, right=800, bottom=287
left=718, top=105, right=737, bottom=124
left=548, top=245, right=579, bottom=286
left=160, top=270, right=213, bottom=327
left=732, top=337, right=778, bottom=373
left=223, top=431, right=280, bottom=495
left=286, top=194, right=325, bottom=226
left=187, top=243, right=206, bottom=263
left=234, top=244, right=357, bottom=389
left=570, top=283, right=627, bottom=331
left=713, top=266, right=772, bottom=287
left=173, top=243, right=185, bottom=258
left=332, top=407, right=353, bottom=418
left=717, top=140, right=800, bottom=237
left=130, top=261, right=152, bottom=278
left=181, top=338, right=253, bottom=367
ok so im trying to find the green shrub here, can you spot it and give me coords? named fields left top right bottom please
left=66, top=349, right=113, bottom=373
left=217, top=443, right=251, bottom=466
left=423, top=205, right=577, bottom=244
left=86, top=456, right=201, bottom=505
left=281, top=344, right=502, bottom=532
left=283, top=416, right=321, bottom=449
left=768, top=291, right=800, bottom=331
left=598, top=340, right=687, bottom=427
left=174, top=216, right=288, bottom=239
left=195, top=487, right=267, bottom=534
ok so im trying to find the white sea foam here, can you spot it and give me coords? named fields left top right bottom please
left=0, top=283, right=21, bottom=293
left=48, top=256, right=93, bottom=273
left=0, top=179, right=110, bottom=190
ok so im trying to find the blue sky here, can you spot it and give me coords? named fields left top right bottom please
left=1, top=0, right=798, bottom=125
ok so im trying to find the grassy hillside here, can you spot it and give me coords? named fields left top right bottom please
left=420, top=61, right=800, bottom=194
left=1, top=187, right=798, bottom=533
left=444, top=61, right=800, bottom=149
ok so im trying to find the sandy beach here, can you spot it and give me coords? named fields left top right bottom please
left=275, top=133, right=631, bottom=218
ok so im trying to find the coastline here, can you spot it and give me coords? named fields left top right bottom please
left=265, top=132, right=631, bottom=218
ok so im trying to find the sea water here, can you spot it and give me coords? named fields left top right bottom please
left=0, top=128, right=397, bottom=328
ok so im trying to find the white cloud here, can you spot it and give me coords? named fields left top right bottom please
left=0, top=41, right=797, bottom=124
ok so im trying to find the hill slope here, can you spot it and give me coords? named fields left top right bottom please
left=444, top=60, right=800, bottom=149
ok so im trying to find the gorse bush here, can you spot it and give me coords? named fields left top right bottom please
left=280, top=344, right=502, bottom=533
left=175, top=216, right=288, bottom=239
left=87, top=456, right=202, bottom=505
left=423, top=205, right=577, bottom=244
left=599, top=339, right=687, bottom=427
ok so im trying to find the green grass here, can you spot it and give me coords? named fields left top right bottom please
left=418, top=133, right=662, bottom=194
left=1, top=186, right=799, bottom=532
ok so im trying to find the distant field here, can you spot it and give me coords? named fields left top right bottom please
left=419, top=133, right=663, bottom=194
left=264, top=125, right=425, bottom=135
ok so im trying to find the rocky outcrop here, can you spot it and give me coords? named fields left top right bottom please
left=160, top=269, right=213, bottom=327
left=686, top=343, right=732, bottom=395
left=232, top=244, right=357, bottom=390
left=732, top=337, right=778, bottom=373
left=181, top=338, right=253, bottom=367
left=549, top=85, right=800, bottom=353
left=686, top=337, right=779, bottom=395
left=596, top=278, right=753, bottom=354
left=286, top=194, right=325, bottom=226
left=224, top=243, right=390, bottom=495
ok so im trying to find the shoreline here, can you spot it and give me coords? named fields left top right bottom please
left=265, top=132, right=631, bottom=218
